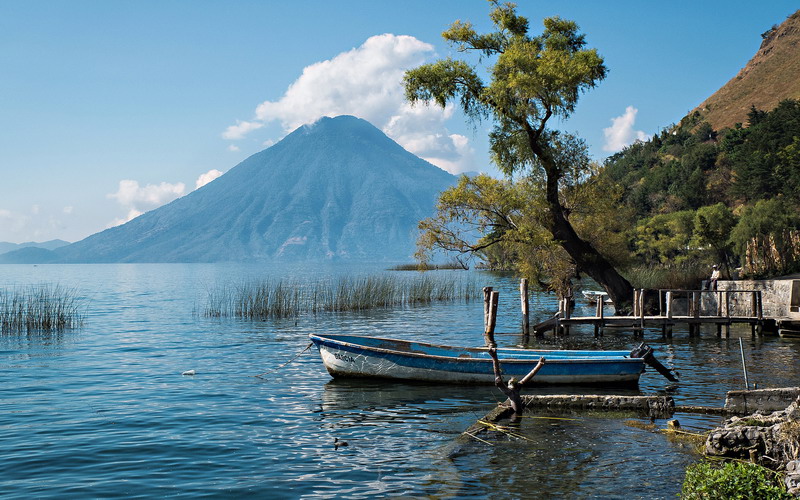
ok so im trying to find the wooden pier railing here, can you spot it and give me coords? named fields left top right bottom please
left=536, top=288, right=765, bottom=338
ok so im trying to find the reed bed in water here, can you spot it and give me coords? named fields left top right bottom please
left=0, top=285, right=85, bottom=334
left=203, top=274, right=479, bottom=319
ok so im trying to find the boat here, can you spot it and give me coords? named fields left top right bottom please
left=309, top=334, right=667, bottom=386
left=582, top=290, right=612, bottom=304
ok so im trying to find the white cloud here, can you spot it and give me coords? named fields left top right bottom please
left=227, top=144, right=240, bottom=152
left=107, top=180, right=186, bottom=226
left=222, top=120, right=264, bottom=140
left=222, top=33, right=476, bottom=174
left=603, top=106, right=649, bottom=152
left=63, top=206, right=74, bottom=214
left=195, top=169, right=223, bottom=189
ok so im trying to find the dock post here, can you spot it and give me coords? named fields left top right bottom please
left=483, top=287, right=493, bottom=333
left=562, top=298, right=571, bottom=336
left=484, top=290, right=499, bottom=348
left=757, top=291, right=763, bottom=321
left=520, top=279, right=530, bottom=338
left=633, top=289, right=640, bottom=317
left=665, top=291, right=673, bottom=319
left=665, top=291, right=673, bottom=338
left=751, top=291, right=758, bottom=319
left=724, top=290, right=731, bottom=337
left=639, top=289, right=646, bottom=330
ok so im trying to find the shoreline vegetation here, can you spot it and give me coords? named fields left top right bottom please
left=388, top=260, right=469, bottom=271
left=202, top=274, right=479, bottom=319
left=0, top=284, right=85, bottom=334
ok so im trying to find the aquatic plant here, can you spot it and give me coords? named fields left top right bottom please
left=203, top=274, right=479, bottom=319
left=680, top=461, right=791, bottom=499
left=388, top=260, right=469, bottom=271
left=0, top=284, right=85, bottom=334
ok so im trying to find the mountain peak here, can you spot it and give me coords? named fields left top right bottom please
left=695, top=10, right=800, bottom=130
left=51, top=117, right=455, bottom=263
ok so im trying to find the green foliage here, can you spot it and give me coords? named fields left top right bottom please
left=632, top=210, right=695, bottom=264
left=728, top=198, right=800, bottom=276
left=406, top=2, right=637, bottom=304
left=691, top=203, right=736, bottom=266
left=681, top=461, right=790, bottom=499
left=416, top=169, right=629, bottom=295
left=601, top=99, right=800, bottom=276
left=729, top=198, right=800, bottom=258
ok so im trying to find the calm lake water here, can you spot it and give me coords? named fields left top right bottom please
left=2, top=263, right=799, bottom=499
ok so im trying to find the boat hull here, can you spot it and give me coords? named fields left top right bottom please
left=310, top=334, right=644, bottom=386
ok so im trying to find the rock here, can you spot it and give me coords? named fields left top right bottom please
left=786, top=460, right=800, bottom=495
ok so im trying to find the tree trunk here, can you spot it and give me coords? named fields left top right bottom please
left=532, top=137, right=635, bottom=313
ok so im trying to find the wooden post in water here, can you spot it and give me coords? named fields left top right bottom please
left=484, top=290, right=499, bottom=348
left=756, top=290, right=763, bottom=336
left=664, top=291, right=673, bottom=338
left=639, top=289, right=646, bottom=331
left=725, top=290, right=731, bottom=337
left=633, top=289, right=640, bottom=317
left=691, top=291, right=701, bottom=336
left=520, top=279, right=530, bottom=337
left=483, top=287, right=493, bottom=332
left=561, top=298, right=570, bottom=336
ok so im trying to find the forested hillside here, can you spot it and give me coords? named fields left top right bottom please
left=602, top=99, right=800, bottom=277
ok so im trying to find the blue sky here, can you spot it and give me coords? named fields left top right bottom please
left=1, top=0, right=797, bottom=244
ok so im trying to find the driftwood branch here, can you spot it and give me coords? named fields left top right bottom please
left=488, top=348, right=546, bottom=414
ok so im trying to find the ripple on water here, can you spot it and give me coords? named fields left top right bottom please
left=1, top=263, right=798, bottom=498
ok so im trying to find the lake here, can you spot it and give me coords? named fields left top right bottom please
left=2, top=263, right=799, bottom=498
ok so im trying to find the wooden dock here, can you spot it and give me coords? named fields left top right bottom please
left=534, top=288, right=768, bottom=337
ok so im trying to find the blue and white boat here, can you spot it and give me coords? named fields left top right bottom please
left=309, top=334, right=652, bottom=386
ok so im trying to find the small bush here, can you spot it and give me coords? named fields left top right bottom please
left=681, top=461, right=790, bottom=499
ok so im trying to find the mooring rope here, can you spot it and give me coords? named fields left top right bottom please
left=254, top=342, right=314, bottom=379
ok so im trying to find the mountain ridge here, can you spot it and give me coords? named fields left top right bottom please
left=695, top=10, right=800, bottom=130
left=39, top=116, right=455, bottom=263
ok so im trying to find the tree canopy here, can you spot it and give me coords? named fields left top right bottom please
left=405, top=1, right=636, bottom=308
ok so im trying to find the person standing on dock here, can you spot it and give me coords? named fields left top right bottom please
left=709, top=265, right=720, bottom=290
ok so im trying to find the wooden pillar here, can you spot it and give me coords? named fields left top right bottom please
left=633, top=289, right=640, bottom=317
left=483, top=287, right=493, bottom=332
left=756, top=291, right=763, bottom=321
left=638, top=289, right=646, bottom=332
left=484, top=290, right=499, bottom=348
left=751, top=291, right=758, bottom=319
left=561, top=298, right=570, bottom=336
left=665, top=291, right=673, bottom=319
left=665, top=291, right=673, bottom=338
left=725, top=291, right=731, bottom=319
left=519, top=279, right=529, bottom=336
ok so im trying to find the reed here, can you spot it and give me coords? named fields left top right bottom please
left=388, top=260, right=469, bottom=271
left=203, top=274, right=478, bottom=319
left=0, top=284, right=85, bottom=334
left=622, top=262, right=709, bottom=290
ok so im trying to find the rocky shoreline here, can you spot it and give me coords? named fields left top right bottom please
left=705, top=397, right=800, bottom=495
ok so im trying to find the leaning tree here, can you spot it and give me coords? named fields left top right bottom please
left=404, top=1, right=634, bottom=310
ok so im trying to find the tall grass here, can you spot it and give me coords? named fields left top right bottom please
left=203, top=274, right=479, bottom=319
left=388, top=260, right=469, bottom=271
left=622, top=261, right=710, bottom=290
left=0, top=285, right=85, bottom=334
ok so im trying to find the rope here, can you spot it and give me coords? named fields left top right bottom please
left=254, top=342, right=314, bottom=379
